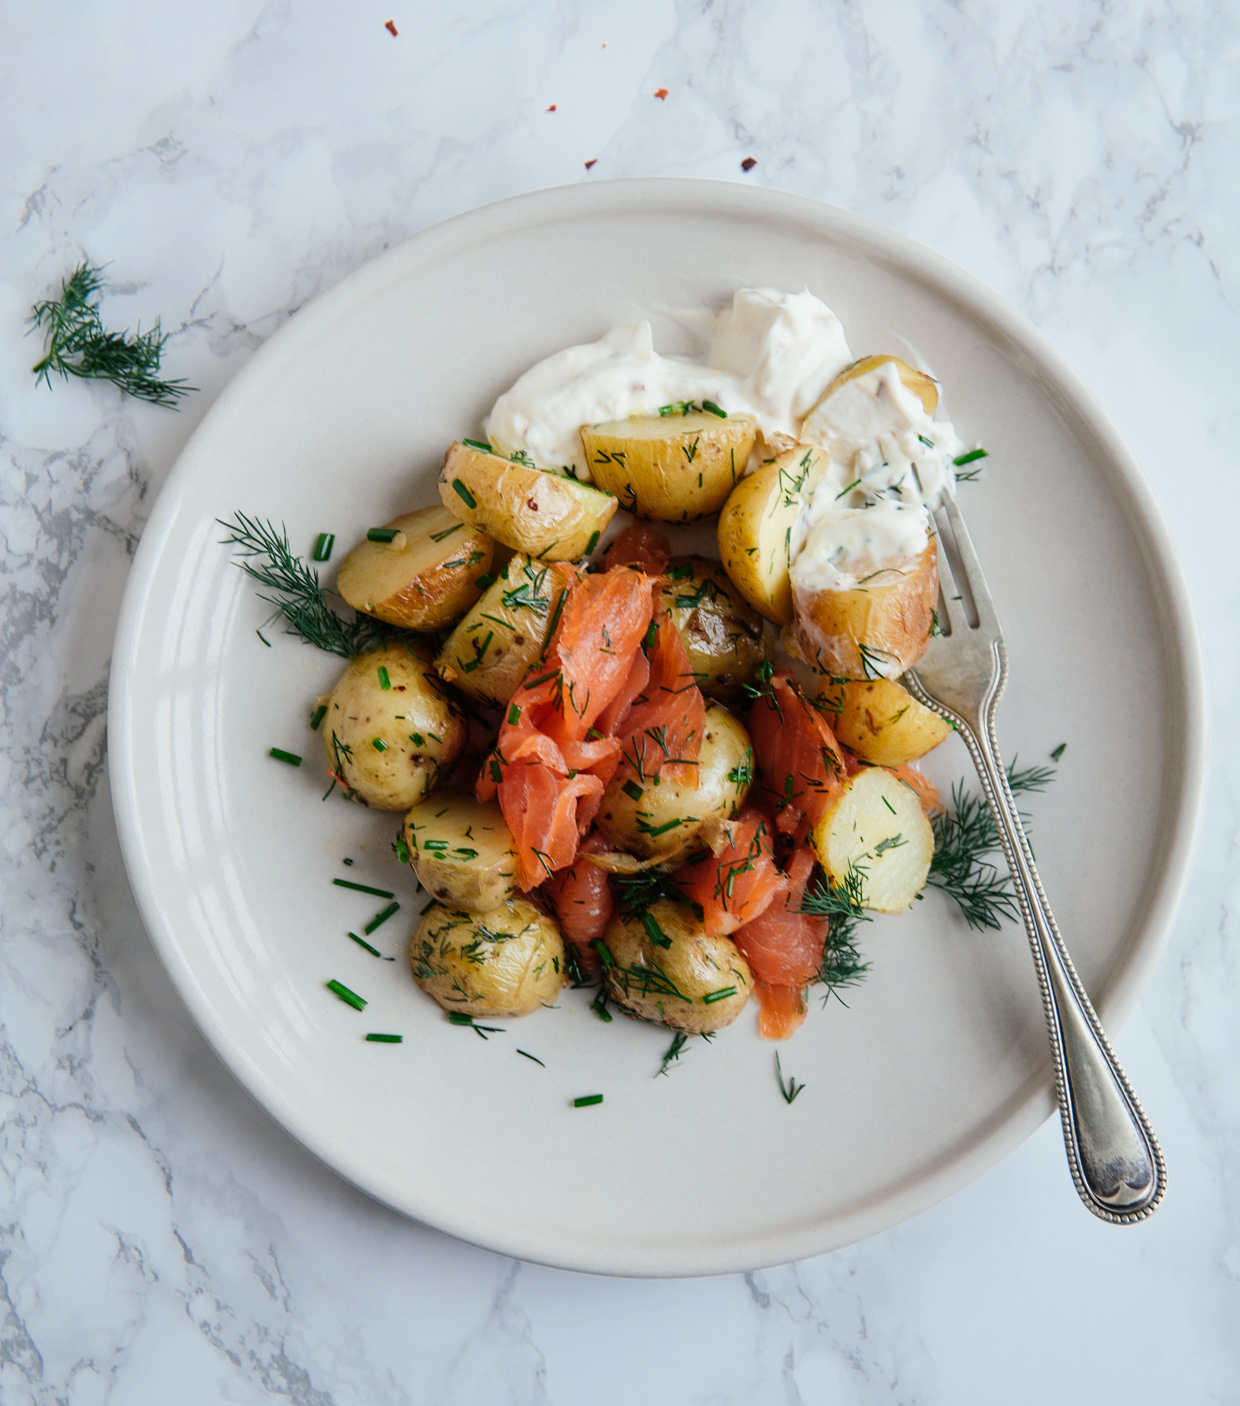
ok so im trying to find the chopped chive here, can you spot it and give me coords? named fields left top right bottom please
left=542, top=588, right=567, bottom=645
left=573, top=1094, right=604, bottom=1108
left=658, top=404, right=676, bottom=417
left=953, top=448, right=989, bottom=467
left=309, top=704, right=328, bottom=731
left=372, top=738, right=388, bottom=752
left=348, top=932, right=382, bottom=957
left=637, top=817, right=683, bottom=837
left=367, top=527, right=400, bottom=544
left=364, top=901, right=400, bottom=934
left=1050, top=742, right=1067, bottom=762
left=409, top=731, right=425, bottom=746
left=268, top=748, right=302, bottom=766
left=342, top=857, right=354, bottom=866
left=474, top=570, right=497, bottom=591
left=701, top=400, right=727, bottom=418
left=429, top=521, right=464, bottom=543
left=489, top=759, right=503, bottom=784
left=333, top=879, right=396, bottom=898
left=365, top=1033, right=402, bottom=1043
left=422, top=840, right=449, bottom=851
left=584, top=530, right=600, bottom=556
left=591, top=993, right=613, bottom=1022
left=524, top=669, right=559, bottom=689
left=591, top=938, right=616, bottom=969
left=256, top=628, right=271, bottom=647
left=621, top=780, right=643, bottom=802
left=377, top=666, right=391, bottom=690
left=462, top=438, right=493, bottom=454
left=448, top=1012, right=475, bottom=1025
left=644, top=620, right=657, bottom=648
left=312, top=532, right=335, bottom=562
left=326, top=979, right=366, bottom=1011
left=452, top=479, right=477, bottom=509
left=643, top=913, right=671, bottom=949
left=702, top=986, right=737, bottom=1004
left=420, top=898, right=438, bottom=914
left=507, top=704, right=522, bottom=726
left=517, top=1049, right=545, bottom=1066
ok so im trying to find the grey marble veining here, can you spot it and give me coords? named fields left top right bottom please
left=2, top=1, right=1238, bottom=1401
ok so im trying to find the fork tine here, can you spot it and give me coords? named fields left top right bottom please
left=940, top=497, right=1002, bottom=633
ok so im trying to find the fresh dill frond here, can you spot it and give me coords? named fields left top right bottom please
left=29, top=260, right=194, bottom=407
left=775, top=1052, right=806, bottom=1104
left=611, top=868, right=704, bottom=922
left=657, top=1031, right=690, bottom=1076
left=800, top=865, right=872, bottom=1002
left=219, top=513, right=408, bottom=657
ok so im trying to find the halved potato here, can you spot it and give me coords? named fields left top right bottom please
left=596, top=704, right=752, bottom=864
left=788, top=542, right=938, bottom=680
left=825, top=677, right=951, bottom=765
left=434, top=553, right=572, bottom=709
left=658, top=557, right=767, bottom=700
left=439, top=441, right=616, bottom=560
left=579, top=411, right=758, bottom=522
left=403, top=791, right=517, bottom=913
left=716, top=443, right=828, bottom=625
left=600, top=899, right=752, bottom=1033
left=811, top=766, right=934, bottom=914
left=336, top=506, right=493, bottom=632
left=322, top=644, right=466, bottom=810
left=806, top=354, right=939, bottom=428
left=410, top=895, right=565, bottom=1018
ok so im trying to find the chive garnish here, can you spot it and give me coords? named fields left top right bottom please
left=348, top=932, right=382, bottom=957
left=591, top=993, right=613, bottom=1022
left=474, top=570, right=497, bottom=591
left=333, top=879, right=396, bottom=898
left=462, top=438, right=493, bottom=454
left=372, top=738, right=388, bottom=752
left=326, top=979, right=366, bottom=1011
left=591, top=938, right=615, bottom=969
left=953, top=448, right=988, bottom=466
left=367, top=527, right=399, bottom=544
left=507, top=704, right=522, bottom=726
left=643, top=913, right=671, bottom=949
left=312, top=532, right=335, bottom=562
left=584, top=530, right=600, bottom=556
left=309, top=704, right=327, bottom=731
left=573, top=1094, right=604, bottom=1108
left=342, top=857, right=354, bottom=866
left=364, top=901, right=400, bottom=934
left=701, top=400, right=727, bottom=417
left=643, top=621, right=657, bottom=648
left=268, top=748, right=302, bottom=766
left=1050, top=742, right=1067, bottom=761
left=409, top=731, right=425, bottom=746
left=452, top=479, right=477, bottom=509
left=524, top=669, right=559, bottom=689
left=448, top=1012, right=474, bottom=1025
left=702, top=986, right=737, bottom=1004
left=517, top=1049, right=545, bottom=1066
left=621, top=780, right=643, bottom=802
left=365, top=1033, right=402, bottom=1043
left=377, top=665, right=391, bottom=690
left=428, top=521, right=464, bottom=543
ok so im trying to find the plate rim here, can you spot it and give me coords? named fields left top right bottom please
left=107, top=177, right=1208, bottom=1276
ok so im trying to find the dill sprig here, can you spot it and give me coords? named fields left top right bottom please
left=219, top=513, right=410, bottom=657
left=926, top=760, right=1055, bottom=929
left=799, top=865, right=872, bottom=1002
left=611, top=868, right=704, bottom=922
left=29, top=260, right=193, bottom=407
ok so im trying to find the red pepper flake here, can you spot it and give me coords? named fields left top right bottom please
left=741, top=156, right=758, bottom=172
left=654, top=88, right=669, bottom=100
left=384, top=18, right=398, bottom=36
left=547, top=104, right=557, bottom=112
left=585, top=159, right=597, bottom=170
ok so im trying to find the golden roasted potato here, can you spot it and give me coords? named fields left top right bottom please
left=439, top=441, right=616, bottom=561
left=596, top=704, right=752, bottom=864
left=804, top=354, right=939, bottom=434
left=658, top=557, right=767, bottom=700
left=716, top=443, right=828, bottom=625
left=825, top=677, right=951, bottom=766
left=434, top=553, right=571, bottom=708
left=788, top=542, right=938, bottom=680
left=579, top=410, right=758, bottom=522
left=600, top=899, right=752, bottom=1033
left=811, top=766, right=934, bottom=914
left=335, top=506, right=493, bottom=632
left=410, top=896, right=565, bottom=1018
left=322, top=644, right=466, bottom=810
left=403, top=791, right=517, bottom=913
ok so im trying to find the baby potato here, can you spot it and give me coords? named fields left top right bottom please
left=596, top=704, right=752, bottom=864
left=600, top=899, right=752, bottom=1033
left=439, top=441, right=617, bottom=561
left=322, top=644, right=466, bottom=810
left=805, top=354, right=939, bottom=428
left=336, top=506, right=494, bottom=632
left=410, top=895, right=566, bottom=1018
left=579, top=410, right=758, bottom=522
left=717, top=443, right=828, bottom=625
left=811, top=766, right=934, bottom=914
left=659, top=557, right=766, bottom=700
left=435, top=553, right=572, bottom=708
left=825, top=677, right=951, bottom=766
left=403, top=790, right=518, bottom=914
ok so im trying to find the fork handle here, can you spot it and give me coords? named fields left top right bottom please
left=958, top=712, right=1166, bottom=1222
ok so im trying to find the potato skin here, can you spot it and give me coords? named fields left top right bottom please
left=336, top=506, right=494, bottom=632
left=403, top=790, right=517, bottom=914
left=717, top=443, right=827, bottom=625
left=811, top=767, right=934, bottom=914
left=579, top=411, right=757, bottom=522
left=439, top=441, right=616, bottom=560
left=658, top=557, right=766, bottom=700
left=596, top=704, right=752, bottom=864
left=825, top=678, right=951, bottom=766
left=322, top=644, right=466, bottom=810
left=435, top=553, right=572, bottom=709
left=789, top=543, right=938, bottom=680
left=601, top=900, right=752, bottom=1033
left=410, top=896, right=566, bottom=1018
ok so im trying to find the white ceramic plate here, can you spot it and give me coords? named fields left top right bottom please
left=109, top=180, right=1206, bottom=1277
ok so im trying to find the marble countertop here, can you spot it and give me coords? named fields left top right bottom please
left=3, top=2, right=1238, bottom=1401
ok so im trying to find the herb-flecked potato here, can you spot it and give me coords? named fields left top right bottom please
left=595, top=704, right=752, bottom=864
left=579, top=410, right=758, bottom=522
left=801, top=354, right=938, bottom=445
left=717, top=443, right=827, bottom=625
left=600, top=899, right=752, bottom=1033
left=435, top=553, right=572, bottom=708
left=658, top=556, right=766, bottom=699
left=811, top=766, right=934, bottom=914
left=788, top=542, right=939, bottom=680
left=439, top=441, right=616, bottom=560
left=335, top=506, right=494, bottom=632
left=825, top=677, right=951, bottom=766
left=322, top=644, right=466, bottom=810
left=403, top=790, right=517, bottom=913
left=410, top=895, right=566, bottom=1018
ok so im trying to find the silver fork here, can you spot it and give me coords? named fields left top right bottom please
left=902, top=492, right=1165, bottom=1222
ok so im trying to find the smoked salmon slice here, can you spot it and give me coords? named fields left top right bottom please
left=611, top=611, right=705, bottom=788
left=544, top=832, right=613, bottom=967
left=748, top=670, right=846, bottom=843
left=603, top=523, right=671, bottom=574
left=751, top=979, right=808, bottom=1040
left=731, top=845, right=827, bottom=987
left=676, top=805, right=786, bottom=936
